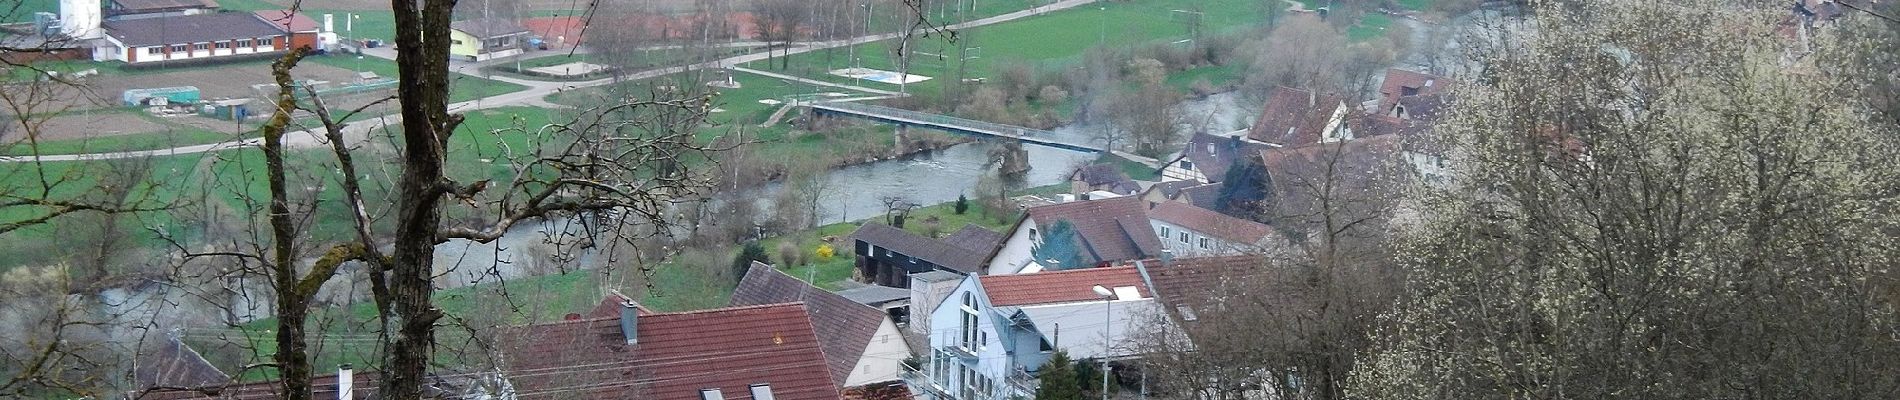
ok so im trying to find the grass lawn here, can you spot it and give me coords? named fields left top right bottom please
left=1395, top=0, right=1434, bottom=11
left=0, top=127, right=233, bottom=156
left=748, top=0, right=1272, bottom=100
left=1166, top=64, right=1244, bottom=92
left=1348, top=13, right=1394, bottom=42
left=5, top=0, right=57, bottom=23
left=1098, top=153, right=1160, bottom=181
left=303, top=54, right=528, bottom=104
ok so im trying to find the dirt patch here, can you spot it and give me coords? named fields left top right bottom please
left=56, top=59, right=366, bottom=110
left=7, top=111, right=168, bottom=141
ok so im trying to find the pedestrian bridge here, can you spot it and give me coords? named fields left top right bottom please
left=808, top=102, right=1105, bottom=153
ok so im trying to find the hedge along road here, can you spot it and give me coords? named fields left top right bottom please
left=0, top=0, right=1103, bottom=164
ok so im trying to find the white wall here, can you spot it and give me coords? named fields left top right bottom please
left=844, top=318, right=912, bottom=387
left=1161, top=160, right=1210, bottom=183
left=1149, top=220, right=1254, bottom=258
left=126, top=38, right=279, bottom=63
left=987, top=219, right=1040, bottom=275
left=927, top=278, right=1014, bottom=400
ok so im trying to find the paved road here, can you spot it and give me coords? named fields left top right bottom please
left=0, top=0, right=1102, bottom=163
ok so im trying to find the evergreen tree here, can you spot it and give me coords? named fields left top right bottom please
left=732, top=241, right=770, bottom=285
left=1035, top=351, right=1084, bottom=400
left=1216, top=156, right=1271, bottom=221
left=954, top=194, right=970, bottom=215
left=1031, top=220, right=1083, bottom=270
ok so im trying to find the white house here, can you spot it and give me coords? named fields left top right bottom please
left=988, top=196, right=1161, bottom=275
left=920, top=266, right=1165, bottom=400
left=730, top=263, right=913, bottom=388
left=1147, top=201, right=1284, bottom=257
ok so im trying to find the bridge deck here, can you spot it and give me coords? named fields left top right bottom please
left=810, top=102, right=1104, bottom=152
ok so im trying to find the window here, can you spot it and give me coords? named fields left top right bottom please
left=959, top=293, right=979, bottom=351
left=257, top=37, right=274, bottom=46
left=1159, top=226, right=1171, bottom=239
left=1178, top=232, right=1190, bottom=244
left=238, top=39, right=253, bottom=47
left=1028, top=228, right=1038, bottom=240
left=146, top=47, right=162, bottom=55
left=1180, top=160, right=1194, bottom=171
left=699, top=389, right=725, bottom=400
left=170, top=44, right=187, bottom=52
left=192, top=43, right=208, bottom=50
left=453, top=39, right=464, bottom=45
left=1199, top=237, right=1211, bottom=250
left=214, top=42, right=230, bottom=49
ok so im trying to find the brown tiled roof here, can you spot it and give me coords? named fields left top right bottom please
left=1175, top=183, right=1223, bottom=211
left=1024, top=197, right=1161, bottom=266
left=1148, top=201, right=1280, bottom=245
left=729, top=263, right=889, bottom=387
left=1377, top=68, right=1452, bottom=113
left=583, top=292, right=655, bottom=318
left=1260, top=135, right=1404, bottom=236
left=104, top=12, right=289, bottom=48
left=849, top=223, right=989, bottom=273
left=1248, top=86, right=1344, bottom=147
left=841, top=380, right=912, bottom=400
left=111, top=0, right=217, bottom=13
left=1146, top=255, right=1272, bottom=323
left=1069, top=164, right=1141, bottom=195
left=496, top=302, right=841, bottom=400
left=979, top=266, right=1152, bottom=306
left=252, top=10, right=319, bottom=33
left=135, top=371, right=388, bottom=400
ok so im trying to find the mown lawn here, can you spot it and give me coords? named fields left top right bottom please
left=747, top=0, right=1274, bottom=99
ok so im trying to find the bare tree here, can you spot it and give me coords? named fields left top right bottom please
left=755, top=0, right=813, bottom=70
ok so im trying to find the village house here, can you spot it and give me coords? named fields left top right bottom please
left=1148, top=201, right=1285, bottom=257
left=1249, top=86, right=1350, bottom=147
left=850, top=223, right=1004, bottom=287
left=731, top=263, right=915, bottom=389
left=988, top=196, right=1162, bottom=275
left=1160, top=131, right=1277, bottom=184
left=93, top=10, right=319, bottom=64
left=450, top=17, right=530, bottom=61
left=494, top=296, right=843, bottom=399
left=1066, top=164, right=1141, bottom=197
left=1374, top=68, right=1453, bottom=117
left=918, top=266, right=1165, bottom=400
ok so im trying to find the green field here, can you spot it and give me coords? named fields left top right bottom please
left=747, top=0, right=1272, bottom=99
left=4, top=0, right=56, bottom=23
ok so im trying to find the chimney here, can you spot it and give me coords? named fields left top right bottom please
left=619, top=299, right=640, bottom=345
left=336, top=364, right=354, bottom=400
left=1205, top=142, right=1215, bottom=155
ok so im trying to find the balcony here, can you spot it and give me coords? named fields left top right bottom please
left=1007, top=367, right=1040, bottom=393
left=900, top=364, right=954, bottom=398
left=945, top=344, right=980, bottom=361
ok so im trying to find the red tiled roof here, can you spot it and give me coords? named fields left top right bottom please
left=497, top=302, right=841, bottom=400
left=135, top=371, right=385, bottom=400
left=729, top=263, right=888, bottom=387
left=1148, top=201, right=1280, bottom=244
left=253, top=10, right=320, bottom=33
left=1377, top=68, right=1452, bottom=113
left=1259, top=135, right=1404, bottom=237
left=1248, top=86, right=1346, bottom=147
left=980, top=266, right=1151, bottom=307
left=1024, top=197, right=1161, bottom=266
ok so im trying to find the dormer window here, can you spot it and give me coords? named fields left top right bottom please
left=1180, top=160, right=1194, bottom=171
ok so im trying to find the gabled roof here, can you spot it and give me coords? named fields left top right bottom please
left=1260, top=135, right=1404, bottom=235
left=850, top=223, right=990, bottom=273
left=941, top=225, right=1005, bottom=255
left=111, top=0, right=218, bottom=12
left=1180, top=132, right=1275, bottom=183
left=497, top=301, right=840, bottom=399
left=1393, top=93, right=1451, bottom=121
left=1377, top=68, right=1452, bottom=113
left=1023, top=197, right=1161, bottom=266
left=835, top=284, right=911, bottom=306
left=1068, top=164, right=1140, bottom=194
left=1175, top=183, right=1223, bottom=211
left=252, top=10, right=319, bottom=33
left=1248, top=86, right=1345, bottom=147
left=1148, top=201, right=1280, bottom=245
left=137, top=371, right=388, bottom=400
left=1146, top=180, right=1204, bottom=200
left=104, top=12, right=288, bottom=48
left=730, top=263, right=889, bottom=386
left=451, top=17, right=530, bottom=38
left=1146, top=255, right=1271, bottom=323
left=979, top=266, right=1152, bottom=306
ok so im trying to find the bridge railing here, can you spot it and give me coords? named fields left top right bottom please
left=814, top=102, right=1052, bottom=139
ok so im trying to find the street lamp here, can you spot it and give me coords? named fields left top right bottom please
left=1091, top=284, right=1114, bottom=400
